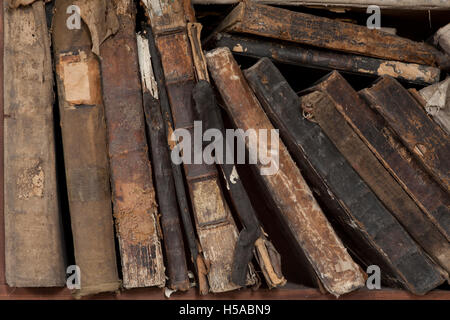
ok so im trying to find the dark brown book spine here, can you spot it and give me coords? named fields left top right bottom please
left=206, top=48, right=366, bottom=297
left=143, top=0, right=256, bottom=293
left=141, top=26, right=208, bottom=294
left=362, top=77, right=450, bottom=192
left=99, top=0, right=165, bottom=289
left=244, top=58, right=446, bottom=295
left=52, top=0, right=120, bottom=297
left=137, top=33, right=190, bottom=291
left=187, top=22, right=285, bottom=288
left=300, top=83, right=450, bottom=274
left=4, top=0, right=66, bottom=287
left=308, top=71, right=450, bottom=243
left=192, top=81, right=286, bottom=288
left=213, top=1, right=448, bottom=68
left=209, top=33, right=440, bottom=86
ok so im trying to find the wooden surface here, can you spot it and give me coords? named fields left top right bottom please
left=0, top=284, right=449, bottom=300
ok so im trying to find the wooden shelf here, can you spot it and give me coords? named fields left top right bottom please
left=1, top=284, right=449, bottom=300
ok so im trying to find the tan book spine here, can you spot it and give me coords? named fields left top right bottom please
left=4, top=0, right=66, bottom=287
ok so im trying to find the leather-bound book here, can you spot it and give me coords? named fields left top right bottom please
left=243, top=57, right=445, bottom=295
left=99, top=0, right=165, bottom=289
left=4, top=0, right=66, bottom=287
left=52, top=0, right=120, bottom=297
left=142, top=0, right=256, bottom=293
left=206, top=49, right=366, bottom=297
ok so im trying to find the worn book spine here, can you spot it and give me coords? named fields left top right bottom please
left=243, top=57, right=446, bottom=294
left=419, top=78, right=450, bottom=135
left=213, top=1, right=448, bottom=69
left=188, top=23, right=285, bottom=288
left=209, top=33, right=440, bottom=86
left=362, top=77, right=450, bottom=192
left=143, top=0, right=256, bottom=293
left=193, top=81, right=286, bottom=288
left=207, top=48, right=366, bottom=297
left=3, top=0, right=66, bottom=287
left=434, top=23, right=450, bottom=56
left=299, top=81, right=450, bottom=274
left=99, top=0, right=165, bottom=289
left=52, top=0, right=120, bottom=297
left=137, top=34, right=190, bottom=291
left=307, top=71, right=450, bottom=243
left=142, top=25, right=209, bottom=294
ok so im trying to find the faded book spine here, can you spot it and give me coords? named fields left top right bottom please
left=209, top=33, right=440, bottom=86
left=52, top=0, right=120, bottom=297
left=188, top=22, right=285, bottom=288
left=206, top=48, right=366, bottom=297
left=137, top=34, right=190, bottom=291
left=307, top=71, right=450, bottom=243
left=142, top=25, right=209, bottom=294
left=100, top=0, right=165, bottom=289
left=243, top=58, right=445, bottom=295
left=299, top=79, right=450, bottom=274
left=362, top=77, right=450, bottom=192
left=418, top=78, right=450, bottom=135
left=192, top=80, right=286, bottom=288
left=213, top=1, right=447, bottom=68
left=4, top=0, right=66, bottom=287
left=143, top=0, right=256, bottom=293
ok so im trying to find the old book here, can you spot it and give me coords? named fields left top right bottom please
left=52, top=0, right=120, bottom=297
left=193, top=80, right=286, bottom=288
left=188, top=22, right=285, bottom=288
left=362, top=77, right=450, bottom=192
left=3, top=0, right=66, bottom=287
left=192, top=0, right=450, bottom=10
left=209, top=33, right=440, bottom=86
left=99, top=0, right=165, bottom=290
left=143, top=0, right=256, bottom=293
left=306, top=71, right=450, bottom=243
left=141, top=25, right=209, bottom=295
left=212, top=1, right=448, bottom=68
left=137, top=34, right=190, bottom=291
left=207, top=48, right=366, bottom=297
left=419, top=77, right=450, bottom=135
left=243, top=57, right=446, bottom=294
left=299, top=76, right=450, bottom=274
left=434, top=23, right=450, bottom=56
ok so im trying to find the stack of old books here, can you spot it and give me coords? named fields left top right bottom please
left=2, top=0, right=449, bottom=298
